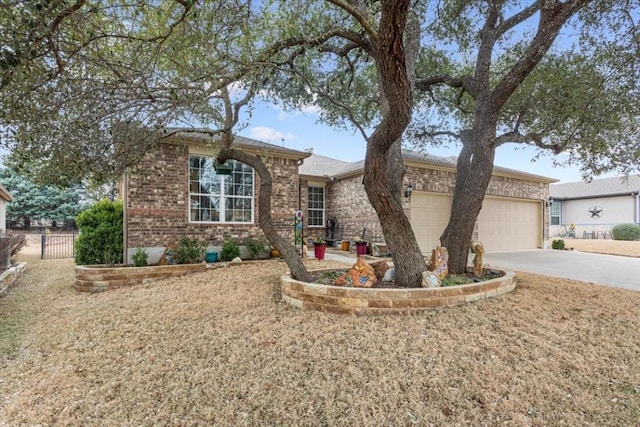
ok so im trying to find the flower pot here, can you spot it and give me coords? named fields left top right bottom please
left=356, top=242, right=368, bottom=256
left=314, top=243, right=326, bottom=260
left=340, top=240, right=350, bottom=251
left=205, top=252, right=219, bottom=263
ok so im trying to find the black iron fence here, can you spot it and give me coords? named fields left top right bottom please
left=41, top=234, right=76, bottom=260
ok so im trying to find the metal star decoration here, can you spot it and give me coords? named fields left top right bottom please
left=588, top=206, right=603, bottom=219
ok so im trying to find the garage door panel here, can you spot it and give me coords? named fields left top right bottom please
left=411, top=193, right=541, bottom=253
left=477, top=197, right=541, bottom=250
left=410, top=193, right=452, bottom=255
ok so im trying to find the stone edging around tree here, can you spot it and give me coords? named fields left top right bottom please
left=281, top=268, right=517, bottom=315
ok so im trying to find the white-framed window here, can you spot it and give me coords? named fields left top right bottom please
left=550, top=201, right=561, bottom=226
left=307, top=186, right=325, bottom=227
left=189, top=155, right=254, bottom=223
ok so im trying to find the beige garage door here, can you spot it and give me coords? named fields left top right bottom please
left=410, top=192, right=452, bottom=255
left=477, top=197, right=541, bottom=250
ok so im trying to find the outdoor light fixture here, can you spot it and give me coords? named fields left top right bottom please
left=405, top=183, right=414, bottom=198
left=214, top=160, right=233, bottom=175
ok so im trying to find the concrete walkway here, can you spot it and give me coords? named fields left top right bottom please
left=482, top=249, right=640, bottom=291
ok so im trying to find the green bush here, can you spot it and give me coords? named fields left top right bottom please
left=551, top=239, right=565, bottom=250
left=220, top=238, right=240, bottom=261
left=611, top=223, right=640, bottom=241
left=170, top=237, right=206, bottom=264
left=244, top=237, right=268, bottom=259
left=132, top=247, right=149, bottom=267
left=75, top=199, right=123, bottom=265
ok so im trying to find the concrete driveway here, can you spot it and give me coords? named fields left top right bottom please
left=481, top=249, right=640, bottom=291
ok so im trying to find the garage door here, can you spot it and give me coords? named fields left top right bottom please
left=477, top=197, right=541, bottom=250
left=410, top=192, right=452, bottom=255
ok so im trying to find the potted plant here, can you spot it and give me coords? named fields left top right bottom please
left=354, top=237, right=368, bottom=256
left=313, top=237, right=327, bottom=260
left=270, top=247, right=281, bottom=258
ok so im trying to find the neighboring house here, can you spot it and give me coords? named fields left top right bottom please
left=121, top=129, right=556, bottom=263
left=0, top=183, right=14, bottom=235
left=549, top=176, right=640, bottom=237
left=120, top=130, right=311, bottom=263
left=299, top=152, right=555, bottom=254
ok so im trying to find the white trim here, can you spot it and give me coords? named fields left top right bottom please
left=188, top=155, right=255, bottom=224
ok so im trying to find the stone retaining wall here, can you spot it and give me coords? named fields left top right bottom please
left=281, top=269, right=516, bottom=315
left=0, top=262, right=27, bottom=296
left=75, top=263, right=207, bottom=293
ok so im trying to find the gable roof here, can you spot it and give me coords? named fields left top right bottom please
left=298, top=153, right=351, bottom=177
left=0, top=183, right=13, bottom=202
left=300, top=150, right=556, bottom=183
left=161, top=128, right=312, bottom=161
left=550, top=175, right=640, bottom=200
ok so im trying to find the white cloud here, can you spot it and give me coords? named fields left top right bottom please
left=248, top=126, right=297, bottom=143
left=275, top=103, right=323, bottom=121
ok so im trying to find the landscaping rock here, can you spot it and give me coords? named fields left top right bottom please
left=369, top=259, right=390, bottom=279
left=335, top=256, right=377, bottom=288
left=428, top=246, right=449, bottom=281
left=421, top=271, right=441, bottom=288
left=382, top=268, right=395, bottom=282
left=472, top=241, right=485, bottom=278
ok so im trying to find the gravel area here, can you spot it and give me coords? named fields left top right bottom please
left=0, top=240, right=639, bottom=425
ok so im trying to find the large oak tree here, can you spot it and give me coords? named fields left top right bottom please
left=2, top=0, right=640, bottom=285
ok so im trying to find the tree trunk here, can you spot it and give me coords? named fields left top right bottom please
left=440, top=126, right=496, bottom=273
left=217, top=147, right=313, bottom=282
left=363, top=0, right=427, bottom=288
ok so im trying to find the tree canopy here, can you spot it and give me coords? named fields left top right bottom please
left=0, top=164, right=83, bottom=228
left=1, top=0, right=640, bottom=282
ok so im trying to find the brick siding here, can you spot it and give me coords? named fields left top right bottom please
left=125, top=142, right=300, bottom=249
left=299, top=165, right=550, bottom=244
left=127, top=143, right=550, bottom=251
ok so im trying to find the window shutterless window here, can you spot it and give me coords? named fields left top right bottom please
left=550, top=201, right=561, bottom=226
left=307, top=186, right=325, bottom=227
left=189, top=156, right=254, bottom=223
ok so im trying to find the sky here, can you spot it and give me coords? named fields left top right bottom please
left=238, top=101, right=612, bottom=185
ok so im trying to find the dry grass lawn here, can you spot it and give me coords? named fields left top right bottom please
left=1, top=240, right=639, bottom=426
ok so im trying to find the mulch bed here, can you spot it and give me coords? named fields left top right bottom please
left=311, top=267, right=505, bottom=288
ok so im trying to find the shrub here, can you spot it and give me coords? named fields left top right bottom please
left=0, top=231, right=26, bottom=258
left=0, top=231, right=26, bottom=268
left=244, top=237, right=268, bottom=259
left=220, top=239, right=240, bottom=261
left=171, top=237, right=206, bottom=264
left=611, top=223, right=640, bottom=241
left=75, top=200, right=123, bottom=265
left=551, top=239, right=565, bottom=250
left=132, top=247, right=149, bottom=267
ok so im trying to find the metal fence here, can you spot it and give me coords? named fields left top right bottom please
left=41, top=234, right=76, bottom=260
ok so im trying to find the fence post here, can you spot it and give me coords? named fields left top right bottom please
left=41, top=234, right=45, bottom=260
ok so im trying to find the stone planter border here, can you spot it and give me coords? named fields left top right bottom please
left=281, top=268, right=516, bottom=315
left=75, top=263, right=207, bottom=293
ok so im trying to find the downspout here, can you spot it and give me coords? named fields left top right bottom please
left=635, top=193, right=639, bottom=224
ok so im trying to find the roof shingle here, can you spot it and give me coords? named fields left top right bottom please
left=550, top=175, right=640, bottom=199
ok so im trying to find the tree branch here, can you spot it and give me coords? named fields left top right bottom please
left=491, top=0, right=590, bottom=109
left=325, top=0, right=378, bottom=43
left=494, top=130, right=566, bottom=154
